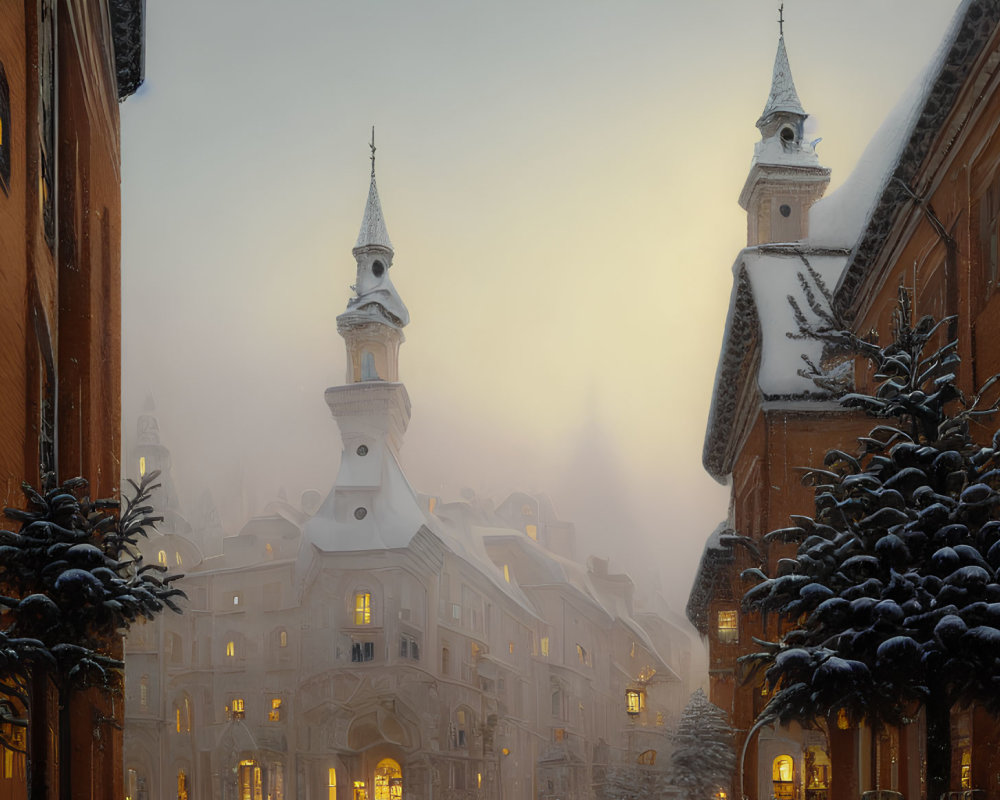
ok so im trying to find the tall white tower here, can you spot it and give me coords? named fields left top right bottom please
left=303, top=135, right=427, bottom=552
left=738, top=20, right=830, bottom=246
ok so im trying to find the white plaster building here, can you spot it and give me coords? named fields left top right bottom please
left=123, top=155, right=694, bottom=800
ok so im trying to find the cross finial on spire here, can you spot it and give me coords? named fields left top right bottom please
left=370, top=126, right=376, bottom=178
left=778, top=3, right=784, bottom=37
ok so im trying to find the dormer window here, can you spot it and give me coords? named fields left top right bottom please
left=372, top=260, right=385, bottom=278
left=780, top=125, right=795, bottom=144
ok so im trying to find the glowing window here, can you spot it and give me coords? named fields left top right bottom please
left=279, top=629, right=288, bottom=648
left=328, top=768, right=337, bottom=800
left=178, top=770, right=188, bottom=800
left=540, top=637, right=549, bottom=657
left=269, top=698, right=282, bottom=722
left=625, top=689, right=644, bottom=715
left=717, top=610, right=738, bottom=643
left=175, top=707, right=181, bottom=733
left=175, top=551, right=183, bottom=566
left=508, top=641, right=515, bottom=654
left=773, top=755, right=794, bottom=783
left=353, top=780, right=367, bottom=800
left=525, top=524, right=537, bottom=540
left=576, top=643, right=590, bottom=665
left=233, top=593, right=241, bottom=606
left=961, top=750, right=972, bottom=790
left=232, top=697, right=245, bottom=719
left=637, top=749, right=656, bottom=765
left=226, top=641, right=235, bottom=658
left=139, top=456, right=146, bottom=477
left=503, top=564, right=511, bottom=583
left=354, top=592, right=372, bottom=625
left=157, top=550, right=167, bottom=566
left=238, top=759, right=262, bottom=800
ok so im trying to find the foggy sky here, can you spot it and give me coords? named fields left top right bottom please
left=120, top=0, right=963, bottom=612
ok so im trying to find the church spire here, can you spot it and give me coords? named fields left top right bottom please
left=355, top=127, right=393, bottom=251
left=738, top=18, right=830, bottom=245
left=757, top=33, right=805, bottom=129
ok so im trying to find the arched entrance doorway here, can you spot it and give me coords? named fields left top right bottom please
left=238, top=759, right=263, bottom=800
left=373, top=758, right=402, bottom=800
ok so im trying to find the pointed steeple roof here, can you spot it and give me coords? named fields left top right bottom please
left=758, top=35, right=805, bottom=127
left=355, top=129, right=393, bottom=251
left=355, top=174, right=393, bottom=250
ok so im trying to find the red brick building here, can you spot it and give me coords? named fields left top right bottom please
left=0, top=1, right=144, bottom=798
left=689, top=2, right=1000, bottom=798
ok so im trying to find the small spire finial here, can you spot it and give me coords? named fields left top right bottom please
left=778, top=3, right=784, bottom=37
left=370, top=126, right=376, bottom=178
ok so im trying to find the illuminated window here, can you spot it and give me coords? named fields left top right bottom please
left=525, top=524, right=537, bottom=540
left=353, top=780, right=367, bottom=800
left=508, top=641, right=515, bottom=654
left=226, top=640, right=235, bottom=658
left=540, top=637, right=549, bottom=657
left=232, top=697, right=245, bottom=719
left=175, top=551, right=183, bottom=566
left=139, top=675, right=149, bottom=709
left=773, top=755, right=794, bottom=783
left=269, top=698, right=282, bottom=722
left=836, top=708, right=849, bottom=730
left=503, top=564, right=511, bottom=583
left=477, top=772, right=482, bottom=788
left=625, top=688, right=644, bottom=715
left=637, top=750, right=656, bottom=765
left=178, top=770, right=188, bottom=800
left=139, top=456, right=147, bottom=477
left=3, top=746, right=12, bottom=778
left=279, top=629, right=288, bottom=648
left=576, top=643, right=590, bottom=666
left=354, top=592, right=372, bottom=625
left=233, top=593, right=241, bottom=606
left=717, top=609, right=738, bottom=643
left=157, top=550, right=167, bottom=566
left=961, top=750, right=972, bottom=790
left=175, top=706, right=181, bottom=733
left=328, top=768, right=337, bottom=800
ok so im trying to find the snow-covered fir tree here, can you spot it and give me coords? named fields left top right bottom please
left=669, top=689, right=735, bottom=800
left=0, top=472, right=184, bottom=794
left=742, top=287, right=1000, bottom=799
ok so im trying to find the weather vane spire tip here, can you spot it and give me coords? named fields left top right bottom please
left=778, top=3, right=784, bottom=37
left=369, top=125, right=376, bottom=178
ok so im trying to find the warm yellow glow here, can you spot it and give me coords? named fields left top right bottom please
left=773, top=755, right=794, bottom=783
left=175, top=707, right=181, bottom=733
left=139, top=456, right=146, bottom=477
left=540, top=637, right=549, bottom=657
left=525, top=524, right=537, bottom=540
left=961, top=750, right=972, bottom=790
left=353, top=780, right=367, bottom=800
left=508, top=641, right=515, bottom=654
left=354, top=592, right=372, bottom=625
left=232, top=697, right=245, bottom=719
left=226, top=640, right=235, bottom=657
left=269, top=698, right=282, bottom=721
left=374, top=758, right=402, bottom=800
left=178, top=770, right=188, bottom=800
left=175, top=551, right=183, bottom=566
left=279, top=629, right=288, bottom=648
left=328, top=768, right=337, bottom=800
left=717, top=609, right=738, bottom=642
left=501, top=747, right=510, bottom=756
left=477, top=773, right=482, bottom=788
left=836, top=708, right=849, bottom=730
left=503, top=564, right=510, bottom=582
left=428, top=496, right=437, bottom=514
left=626, top=688, right=643, bottom=714
left=157, top=550, right=167, bottom=566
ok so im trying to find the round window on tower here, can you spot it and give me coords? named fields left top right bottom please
left=780, top=126, right=795, bottom=143
left=372, top=260, right=385, bottom=278
left=356, top=445, right=369, bottom=457
left=779, top=204, right=792, bottom=218
left=354, top=507, right=368, bottom=520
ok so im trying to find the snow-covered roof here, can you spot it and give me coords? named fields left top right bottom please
left=685, top=523, right=735, bottom=636
left=758, top=36, right=805, bottom=126
left=702, top=244, right=849, bottom=480
left=832, top=0, right=997, bottom=314
left=355, top=173, right=393, bottom=251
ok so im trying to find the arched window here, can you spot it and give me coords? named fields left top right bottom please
left=269, top=697, right=282, bottom=722
left=183, top=696, right=192, bottom=732
left=175, top=551, right=183, bottom=566
left=279, top=629, right=288, bottom=648
left=625, top=688, right=644, bottom=715
left=328, top=768, right=337, bottom=800
left=455, top=709, right=468, bottom=748
left=177, top=769, right=188, bottom=800
left=773, top=754, right=794, bottom=796
left=374, top=758, right=402, bottom=800
left=232, top=697, right=245, bottom=720
left=157, top=550, right=167, bottom=566
left=138, top=455, right=146, bottom=477
left=226, top=640, right=236, bottom=658
left=354, top=591, right=372, bottom=625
